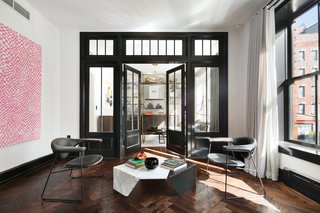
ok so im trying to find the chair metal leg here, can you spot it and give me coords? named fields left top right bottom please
left=41, top=154, right=57, bottom=200
left=251, top=157, right=266, bottom=196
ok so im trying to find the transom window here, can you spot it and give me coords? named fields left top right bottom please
left=125, top=39, right=183, bottom=56
left=89, top=40, right=114, bottom=55
left=194, top=39, right=219, bottom=56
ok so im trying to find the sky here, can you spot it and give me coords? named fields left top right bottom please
left=295, top=5, right=318, bottom=28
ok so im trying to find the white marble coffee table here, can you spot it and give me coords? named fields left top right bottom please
left=113, top=158, right=170, bottom=196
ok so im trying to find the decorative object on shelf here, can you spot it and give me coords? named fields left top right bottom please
left=147, top=102, right=154, bottom=109
left=156, top=103, right=162, bottom=109
left=133, top=150, right=147, bottom=160
left=144, top=157, right=159, bottom=170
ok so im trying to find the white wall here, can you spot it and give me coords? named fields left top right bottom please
left=59, top=29, right=79, bottom=137
left=0, top=1, right=60, bottom=172
left=228, top=24, right=250, bottom=137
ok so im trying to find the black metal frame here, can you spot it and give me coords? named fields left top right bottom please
left=80, top=32, right=228, bottom=158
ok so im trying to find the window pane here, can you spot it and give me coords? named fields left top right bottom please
left=89, top=67, right=114, bottom=132
left=203, top=40, right=211, bottom=56
left=194, top=67, right=219, bottom=132
left=142, top=40, right=150, bottom=55
left=290, top=76, right=316, bottom=143
left=151, top=40, right=158, bottom=55
left=89, top=40, right=97, bottom=55
left=175, top=40, right=182, bottom=55
left=89, top=67, right=101, bottom=132
left=168, top=73, right=175, bottom=130
left=159, top=40, right=166, bottom=55
left=298, top=68, right=305, bottom=76
left=292, top=5, right=318, bottom=77
left=211, top=40, right=219, bottom=55
left=195, top=40, right=202, bottom=55
left=126, top=40, right=134, bottom=55
left=134, top=40, right=142, bottom=55
left=98, top=40, right=105, bottom=55
left=311, top=50, right=318, bottom=61
left=126, top=71, right=133, bottom=130
left=133, top=73, right=139, bottom=129
left=167, top=40, right=174, bottom=55
left=105, top=40, right=114, bottom=55
left=175, top=70, right=182, bottom=131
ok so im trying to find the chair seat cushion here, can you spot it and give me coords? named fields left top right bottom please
left=207, top=153, right=245, bottom=167
left=65, top=154, right=103, bottom=168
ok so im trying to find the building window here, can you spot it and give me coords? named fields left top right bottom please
left=298, top=68, right=305, bottom=75
left=311, top=50, right=318, bottom=61
left=298, top=86, right=305, bottom=98
left=311, top=103, right=315, bottom=115
left=311, top=67, right=318, bottom=73
left=298, top=104, right=305, bottom=114
left=298, top=50, right=305, bottom=61
left=311, top=85, right=316, bottom=97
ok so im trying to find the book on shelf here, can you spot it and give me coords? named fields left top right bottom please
left=125, top=158, right=144, bottom=169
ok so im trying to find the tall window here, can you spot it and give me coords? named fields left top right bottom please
left=288, top=4, right=318, bottom=145
left=194, top=67, right=219, bottom=132
left=298, top=68, right=305, bottom=75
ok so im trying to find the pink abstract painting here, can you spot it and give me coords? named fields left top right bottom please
left=0, top=23, right=42, bottom=148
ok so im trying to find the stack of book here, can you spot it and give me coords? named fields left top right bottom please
left=126, top=158, right=145, bottom=169
left=161, top=158, right=187, bottom=171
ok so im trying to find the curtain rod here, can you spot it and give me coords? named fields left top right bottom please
left=263, top=0, right=281, bottom=10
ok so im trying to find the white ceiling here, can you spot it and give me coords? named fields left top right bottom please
left=27, top=0, right=269, bottom=31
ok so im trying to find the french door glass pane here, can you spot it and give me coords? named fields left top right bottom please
left=290, top=76, right=316, bottom=143
left=89, top=67, right=114, bottom=132
left=169, top=73, right=175, bottom=130
left=175, top=70, right=182, bottom=131
left=127, top=71, right=133, bottom=131
left=133, top=73, right=139, bottom=129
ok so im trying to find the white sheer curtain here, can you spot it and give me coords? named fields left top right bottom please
left=246, top=7, right=279, bottom=181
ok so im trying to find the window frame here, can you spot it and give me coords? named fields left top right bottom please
left=281, top=1, right=320, bottom=148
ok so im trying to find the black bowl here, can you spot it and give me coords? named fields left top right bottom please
left=144, top=157, right=159, bottom=170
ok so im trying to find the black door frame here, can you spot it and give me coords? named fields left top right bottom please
left=80, top=32, right=228, bottom=158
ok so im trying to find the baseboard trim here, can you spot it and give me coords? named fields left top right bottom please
left=279, top=168, right=320, bottom=204
left=0, top=154, right=54, bottom=185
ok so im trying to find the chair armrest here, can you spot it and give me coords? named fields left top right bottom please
left=223, top=144, right=255, bottom=152
left=73, top=138, right=103, bottom=146
left=195, top=137, right=233, bottom=143
left=53, top=145, right=86, bottom=153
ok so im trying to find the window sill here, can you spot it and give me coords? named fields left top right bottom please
left=279, top=141, right=320, bottom=165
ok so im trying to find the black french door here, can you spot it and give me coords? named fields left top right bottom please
left=166, top=65, right=186, bottom=156
left=123, top=65, right=141, bottom=154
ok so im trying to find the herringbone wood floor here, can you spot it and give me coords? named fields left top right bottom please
left=0, top=148, right=319, bottom=213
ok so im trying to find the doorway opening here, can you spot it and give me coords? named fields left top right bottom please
left=125, top=63, right=183, bottom=149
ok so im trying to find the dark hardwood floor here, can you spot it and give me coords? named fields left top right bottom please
left=0, top=148, right=319, bottom=213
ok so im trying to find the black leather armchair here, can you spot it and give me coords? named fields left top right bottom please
left=41, top=137, right=104, bottom=202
